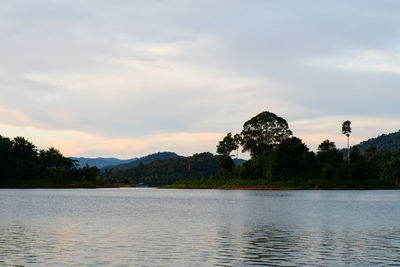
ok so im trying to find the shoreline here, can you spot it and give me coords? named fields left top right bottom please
left=1, top=184, right=399, bottom=190
left=162, top=185, right=400, bottom=190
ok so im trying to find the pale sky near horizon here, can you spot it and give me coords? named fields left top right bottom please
left=1, top=0, right=400, bottom=158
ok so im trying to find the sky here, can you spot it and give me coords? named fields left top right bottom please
left=1, top=0, right=400, bottom=158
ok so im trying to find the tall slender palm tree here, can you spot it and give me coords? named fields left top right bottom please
left=342, top=120, right=352, bottom=163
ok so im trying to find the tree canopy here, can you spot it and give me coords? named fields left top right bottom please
left=240, top=111, right=292, bottom=156
left=342, top=120, right=351, bottom=137
left=216, top=132, right=239, bottom=156
left=0, top=135, right=99, bottom=187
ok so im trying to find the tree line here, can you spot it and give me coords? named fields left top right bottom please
left=101, top=152, right=219, bottom=186
left=0, top=135, right=99, bottom=187
left=175, top=111, right=400, bottom=189
left=2, top=111, right=399, bottom=189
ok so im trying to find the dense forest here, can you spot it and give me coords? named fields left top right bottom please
left=2, top=111, right=400, bottom=189
left=101, top=152, right=179, bottom=172
left=172, top=111, right=400, bottom=189
left=357, top=131, right=400, bottom=152
left=101, top=152, right=219, bottom=186
left=0, top=135, right=99, bottom=188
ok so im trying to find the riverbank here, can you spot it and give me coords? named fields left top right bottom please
left=164, top=175, right=400, bottom=190
left=164, top=186, right=400, bottom=190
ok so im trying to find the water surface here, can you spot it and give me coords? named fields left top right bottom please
left=1, top=188, right=399, bottom=266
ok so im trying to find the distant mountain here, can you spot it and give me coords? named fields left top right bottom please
left=69, top=157, right=138, bottom=169
left=356, top=130, right=400, bottom=152
left=101, top=152, right=180, bottom=171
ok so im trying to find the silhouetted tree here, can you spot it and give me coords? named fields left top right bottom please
left=317, top=140, right=342, bottom=182
left=217, top=133, right=239, bottom=156
left=240, top=111, right=292, bottom=157
left=342, top=120, right=352, bottom=163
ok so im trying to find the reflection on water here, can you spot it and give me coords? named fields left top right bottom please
left=1, top=189, right=400, bottom=266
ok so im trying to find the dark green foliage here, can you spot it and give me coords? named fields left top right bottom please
left=240, top=111, right=292, bottom=157
left=342, top=120, right=351, bottom=163
left=0, top=134, right=99, bottom=188
left=102, top=152, right=219, bottom=186
left=172, top=112, right=400, bottom=189
left=216, top=132, right=240, bottom=178
left=101, top=152, right=179, bottom=172
left=357, top=130, right=400, bottom=152
left=69, top=157, right=138, bottom=169
left=238, top=137, right=316, bottom=184
left=174, top=138, right=400, bottom=189
left=216, top=154, right=235, bottom=178
left=217, top=133, right=239, bottom=156
left=342, top=121, right=351, bottom=136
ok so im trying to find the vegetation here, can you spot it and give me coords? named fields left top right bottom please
left=101, top=152, right=179, bottom=172
left=69, top=156, right=138, bottom=169
left=357, top=130, right=400, bottom=152
left=101, top=152, right=219, bottom=186
left=240, top=111, right=292, bottom=156
left=2, top=111, right=400, bottom=190
left=342, top=120, right=351, bottom=163
left=172, top=111, right=400, bottom=189
left=216, top=133, right=239, bottom=178
left=0, top=135, right=101, bottom=188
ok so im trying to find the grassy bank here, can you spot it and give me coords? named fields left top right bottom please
left=164, top=177, right=400, bottom=190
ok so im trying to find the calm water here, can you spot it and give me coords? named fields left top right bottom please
left=1, top=189, right=400, bottom=266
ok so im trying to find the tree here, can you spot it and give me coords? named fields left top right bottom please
left=317, top=139, right=343, bottom=165
left=0, top=135, right=13, bottom=183
left=265, top=137, right=310, bottom=182
left=40, top=147, right=74, bottom=169
left=233, top=133, right=241, bottom=159
left=317, top=140, right=343, bottom=182
left=12, top=136, right=37, bottom=161
left=342, top=120, right=352, bottom=163
left=216, top=133, right=239, bottom=177
left=240, top=111, right=292, bottom=157
left=318, top=139, right=337, bottom=153
left=216, top=133, right=239, bottom=156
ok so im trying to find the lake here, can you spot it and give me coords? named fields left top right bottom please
left=1, top=188, right=400, bottom=266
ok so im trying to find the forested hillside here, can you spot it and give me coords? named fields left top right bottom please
left=70, top=157, right=138, bottom=168
left=357, top=130, right=400, bottom=152
left=101, top=152, right=179, bottom=172
left=101, top=152, right=220, bottom=186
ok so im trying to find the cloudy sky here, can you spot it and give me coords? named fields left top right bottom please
left=1, top=0, right=400, bottom=158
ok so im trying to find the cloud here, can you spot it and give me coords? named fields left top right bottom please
left=0, top=107, right=34, bottom=126
left=0, top=123, right=149, bottom=157
left=1, top=1, right=400, bottom=157
left=307, top=49, right=400, bottom=74
left=0, top=121, right=233, bottom=158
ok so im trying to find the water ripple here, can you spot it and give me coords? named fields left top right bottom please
left=1, top=189, right=400, bottom=266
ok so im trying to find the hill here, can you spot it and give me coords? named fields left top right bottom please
left=356, top=130, right=400, bottom=152
left=101, top=152, right=180, bottom=172
left=102, top=152, right=220, bottom=186
left=69, top=157, right=137, bottom=169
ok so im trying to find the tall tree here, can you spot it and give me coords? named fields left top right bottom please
left=216, top=133, right=239, bottom=176
left=233, top=133, right=241, bottom=159
left=342, top=120, right=352, bottom=163
left=216, top=132, right=239, bottom=156
left=240, top=111, right=292, bottom=157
